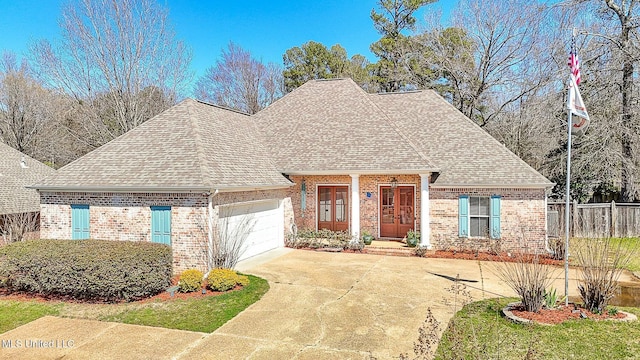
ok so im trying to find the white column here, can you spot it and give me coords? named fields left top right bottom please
left=350, top=174, right=360, bottom=239
left=420, top=174, right=431, bottom=248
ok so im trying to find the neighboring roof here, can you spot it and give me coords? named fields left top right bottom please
left=252, top=78, right=437, bottom=174
left=254, top=78, right=552, bottom=188
left=32, top=99, right=292, bottom=192
left=0, top=143, right=56, bottom=214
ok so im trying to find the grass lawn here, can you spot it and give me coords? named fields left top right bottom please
left=0, top=301, right=63, bottom=334
left=0, top=274, right=268, bottom=334
left=569, top=237, right=640, bottom=272
left=435, top=298, right=640, bottom=360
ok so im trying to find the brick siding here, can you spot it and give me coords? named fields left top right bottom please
left=287, top=175, right=548, bottom=253
left=40, top=189, right=292, bottom=272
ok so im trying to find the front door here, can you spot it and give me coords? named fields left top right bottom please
left=380, top=186, right=414, bottom=238
left=318, top=186, right=349, bottom=232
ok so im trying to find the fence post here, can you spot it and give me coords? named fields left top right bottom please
left=572, top=200, right=579, bottom=237
left=611, top=200, right=617, bottom=238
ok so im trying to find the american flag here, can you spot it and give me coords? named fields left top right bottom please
left=568, top=42, right=581, bottom=85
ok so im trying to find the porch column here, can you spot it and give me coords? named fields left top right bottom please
left=350, top=174, right=360, bottom=239
left=420, top=173, right=431, bottom=248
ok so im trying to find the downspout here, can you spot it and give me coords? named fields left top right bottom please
left=544, top=190, right=554, bottom=255
left=206, top=189, right=220, bottom=276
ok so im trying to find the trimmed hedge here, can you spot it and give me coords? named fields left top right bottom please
left=0, top=240, right=172, bottom=302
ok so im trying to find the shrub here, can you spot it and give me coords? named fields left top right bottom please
left=574, top=237, right=636, bottom=313
left=287, top=228, right=352, bottom=249
left=207, top=268, right=249, bottom=292
left=178, top=269, right=204, bottom=293
left=492, top=253, right=558, bottom=312
left=0, top=239, right=172, bottom=302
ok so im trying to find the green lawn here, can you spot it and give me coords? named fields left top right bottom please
left=0, top=274, right=269, bottom=334
left=568, top=237, right=640, bottom=272
left=435, top=298, right=640, bottom=360
left=0, top=301, right=63, bottom=334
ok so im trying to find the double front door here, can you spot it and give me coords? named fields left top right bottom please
left=318, top=186, right=349, bottom=232
left=380, top=186, right=414, bottom=238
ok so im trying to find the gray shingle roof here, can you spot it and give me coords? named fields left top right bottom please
left=0, top=143, right=56, bottom=214
left=32, top=99, right=291, bottom=192
left=255, top=78, right=552, bottom=188
left=372, top=90, right=553, bottom=187
left=252, top=78, right=437, bottom=174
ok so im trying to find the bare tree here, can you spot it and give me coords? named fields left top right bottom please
left=418, top=0, right=555, bottom=126
left=0, top=212, right=39, bottom=245
left=195, top=42, right=283, bottom=114
left=0, top=52, right=60, bottom=157
left=31, top=0, right=192, bottom=148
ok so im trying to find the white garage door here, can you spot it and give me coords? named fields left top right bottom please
left=218, top=199, right=283, bottom=262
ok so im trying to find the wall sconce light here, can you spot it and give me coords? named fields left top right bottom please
left=390, top=177, right=398, bottom=189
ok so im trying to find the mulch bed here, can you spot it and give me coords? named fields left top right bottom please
left=508, top=303, right=628, bottom=325
left=428, top=250, right=564, bottom=266
left=297, top=246, right=564, bottom=266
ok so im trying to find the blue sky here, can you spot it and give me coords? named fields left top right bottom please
left=0, top=1, right=455, bottom=82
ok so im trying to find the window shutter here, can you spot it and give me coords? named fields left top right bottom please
left=490, top=195, right=501, bottom=239
left=458, top=195, right=469, bottom=238
left=71, top=204, right=89, bottom=240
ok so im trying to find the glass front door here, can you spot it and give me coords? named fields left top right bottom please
left=317, top=186, right=349, bottom=232
left=380, top=186, right=414, bottom=238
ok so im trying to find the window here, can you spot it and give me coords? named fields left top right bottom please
left=470, top=197, right=489, bottom=237
left=459, top=195, right=501, bottom=239
left=71, top=204, right=90, bottom=240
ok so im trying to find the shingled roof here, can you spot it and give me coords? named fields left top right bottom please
left=32, top=99, right=292, bottom=192
left=252, top=78, right=437, bottom=174
left=0, top=143, right=56, bottom=214
left=255, top=78, right=552, bottom=188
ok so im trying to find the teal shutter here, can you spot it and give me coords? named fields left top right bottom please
left=151, top=206, right=171, bottom=245
left=458, top=195, right=469, bottom=238
left=490, top=195, right=501, bottom=239
left=71, top=204, right=90, bottom=240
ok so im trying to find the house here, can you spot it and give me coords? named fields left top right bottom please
left=33, top=78, right=553, bottom=272
left=0, top=142, right=56, bottom=242
left=253, top=78, right=553, bottom=253
left=32, top=100, right=293, bottom=271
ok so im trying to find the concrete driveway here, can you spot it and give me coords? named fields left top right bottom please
left=0, top=249, right=597, bottom=360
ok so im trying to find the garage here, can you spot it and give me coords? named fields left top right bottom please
left=218, top=199, right=284, bottom=262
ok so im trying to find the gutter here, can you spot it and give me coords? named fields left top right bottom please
left=206, top=189, right=219, bottom=275
left=27, top=183, right=293, bottom=193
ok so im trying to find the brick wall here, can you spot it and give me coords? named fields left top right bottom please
left=40, top=189, right=292, bottom=272
left=429, top=187, right=547, bottom=253
left=286, top=176, right=548, bottom=253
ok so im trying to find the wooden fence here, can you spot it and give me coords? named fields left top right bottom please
left=548, top=201, right=640, bottom=238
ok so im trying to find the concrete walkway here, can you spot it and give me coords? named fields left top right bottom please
left=0, top=250, right=624, bottom=360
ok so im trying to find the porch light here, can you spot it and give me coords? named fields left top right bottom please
left=390, top=177, right=398, bottom=189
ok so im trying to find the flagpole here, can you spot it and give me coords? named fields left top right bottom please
left=564, top=106, right=572, bottom=306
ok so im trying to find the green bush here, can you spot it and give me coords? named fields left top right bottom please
left=0, top=240, right=172, bottom=302
left=179, top=269, right=203, bottom=293
left=207, top=268, right=249, bottom=292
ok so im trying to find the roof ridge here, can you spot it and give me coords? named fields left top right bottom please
left=365, top=86, right=434, bottom=170
left=194, top=98, right=250, bottom=115
left=186, top=100, right=213, bottom=189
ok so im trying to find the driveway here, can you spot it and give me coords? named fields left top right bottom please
left=0, top=249, right=594, bottom=360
